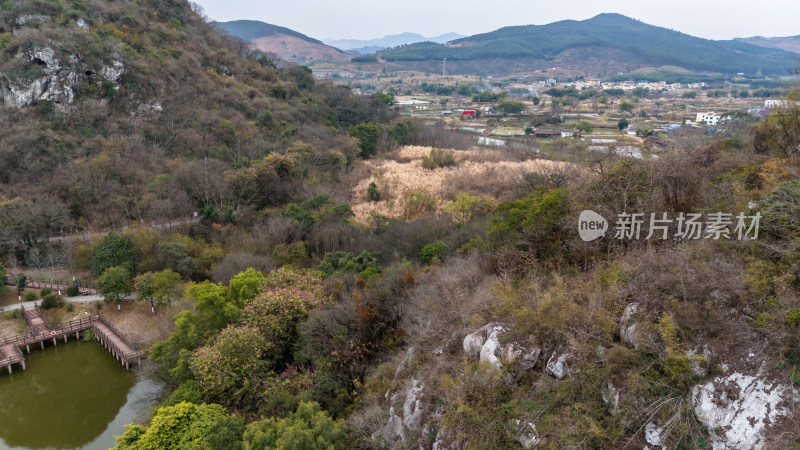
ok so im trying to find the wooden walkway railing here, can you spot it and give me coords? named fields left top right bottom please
left=0, top=307, right=144, bottom=374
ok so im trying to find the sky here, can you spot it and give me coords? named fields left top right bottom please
left=193, top=0, right=800, bottom=42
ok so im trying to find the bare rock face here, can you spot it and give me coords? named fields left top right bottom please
left=511, top=419, right=540, bottom=449
left=691, top=372, right=799, bottom=449
left=372, top=377, right=426, bottom=445
left=619, top=303, right=642, bottom=349
left=545, top=352, right=571, bottom=379
left=462, top=323, right=540, bottom=372
left=1, top=46, right=125, bottom=110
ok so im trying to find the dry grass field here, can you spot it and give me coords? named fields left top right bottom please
left=349, top=145, right=580, bottom=222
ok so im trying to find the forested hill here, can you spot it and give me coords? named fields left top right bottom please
left=377, top=13, right=794, bottom=75
left=0, top=0, right=395, bottom=247
left=214, top=20, right=325, bottom=45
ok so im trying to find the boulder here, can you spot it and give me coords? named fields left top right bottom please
left=546, top=352, right=571, bottom=379
left=462, top=323, right=540, bottom=372
left=373, top=377, right=426, bottom=445
left=691, top=372, right=799, bottom=449
left=511, top=419, right=540, bottom=449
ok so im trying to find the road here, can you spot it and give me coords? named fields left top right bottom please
left=47, top=216, right=201, bottom=243
left=0, top=294, right=136, bottom=312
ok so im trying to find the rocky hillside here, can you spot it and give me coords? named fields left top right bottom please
left=0, top=0, right=391, bottom=237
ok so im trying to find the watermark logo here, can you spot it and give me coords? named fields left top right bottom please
left=578, top=210, right=608, bottom=242
left=578, top=211, right=761, bottom=242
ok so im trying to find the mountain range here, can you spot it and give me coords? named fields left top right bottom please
left=216, top=15, right=797, bottom=76
left=325, top=32, right=465, bottom=54
left=735, top=35, right=800, bottom=54
left=373, top=14, right=795, bottom=75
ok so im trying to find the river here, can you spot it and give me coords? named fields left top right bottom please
left=0, top=339, right=163, bottom=449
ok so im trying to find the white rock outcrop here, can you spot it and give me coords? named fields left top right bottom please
left=512, top=419, right=540, bottom=448
left=691, top=372, right=799, bottom=449
left=462, top=323, right=540, bottom=372
left=546, top=352, right=571, bottom=379
left=1, top=46, right=125, bottom=109
left=619, top=303, right=644, bottom=349
left=373, top=377, right=426, bottom=444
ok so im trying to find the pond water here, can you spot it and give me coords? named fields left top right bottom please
left=0, top=339, right=163, bottom=449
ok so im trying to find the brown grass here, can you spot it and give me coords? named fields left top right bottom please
left=350, top=146, right=578, bottom=222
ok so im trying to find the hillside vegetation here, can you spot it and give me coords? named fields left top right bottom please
left=378, top=13, right=793, bottom=75
left=1, top=2, right=800, bottom=450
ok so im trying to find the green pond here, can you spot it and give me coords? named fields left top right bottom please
left=0, top=339, right=164, bottom=449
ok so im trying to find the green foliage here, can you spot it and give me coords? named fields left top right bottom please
left=160, top=381, right=204, bottom=407
left=113, top=402, right=244, bottom=450
left=349, top=123, right=381, bottom=159
left=151, top=281, right=238, bottom=376
left=239, top=270, right=330, bottom=371
left=619, top=101, right=634, bottom=113
left=15, top=274, right=26, bottom=297
left=420, top=241, right=449, bottom=265
left=243, top=401, right=346, bottom=450
left=282, top=195, right=353, bottom=234
left=135, top=269, right=183, bottom=309
left=91, top=232, right=136, bottom=277
left=657, top=314, right=705, bottom=389
left=576, top=120, right=593, bottom=133
left=472, top=90, right=506, bottom=102
left=318, top=251, right=380, bottom=277
left=97, top=266, right=132, bottom=304
left=444, top=193, right=495, bottom=223
left=66, top=285, right=80, bottom=297
left=24, top=292, right=38, bottom=302
left=40, top=287, right=52, bottom=297
left=157, top=241, right=194, bottom=279
left=401, top=190, right=437, bottom=219
left=41, top=294, right=61, bottom=309
left=366, top=182, right=381, bottom=202
left=229, top=268, right=267, bottom=307
left=420, top=148, right=456, bottom=170
left=488, top=188, right=570, bottom=259
left=190, top=325, right=269, bottom=398
left=0, top=264, right=7, bottom=296
left=0, top=33, right=12, bottom=50
left=617, top=118, right=629, bottom=131
left=496, top=99, right=526, bottom=114
left=390, top=119, right=414, bottom=145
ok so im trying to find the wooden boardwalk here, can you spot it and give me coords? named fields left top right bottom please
left=0, top=306, right=144, bottom=374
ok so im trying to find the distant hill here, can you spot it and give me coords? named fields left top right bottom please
left=735, top=36, right=800, bottom=54
left=376, top=14, right=794, bottom=75
left=326, top=32, right=464, bottom=54
left=215, top=20, right=349, bottom=63
left=214, top=20, right=325, bottom=44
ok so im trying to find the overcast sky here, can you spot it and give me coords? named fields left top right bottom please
left=194, top=0, right=800, bottom=41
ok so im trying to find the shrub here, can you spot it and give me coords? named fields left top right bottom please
left=41, top=294, right=61, bottom=309
left=66, top=285, right=80, bottom=297
left=66, top=303, right=74, bottom=312
left=318, top=251, right=380, bottom=277
left=420, top=148, right=456, bottom=170
left=243, top=402, right=346, bottom=450
left=40, top=287, right=52, bottom=297
left=402, top=190, right=437, bottom=219
left=24, top=292, right=37, bottom=302
left=366, top=182, right=381, bottom=202
left=420, top=241, right=449, bottom=265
